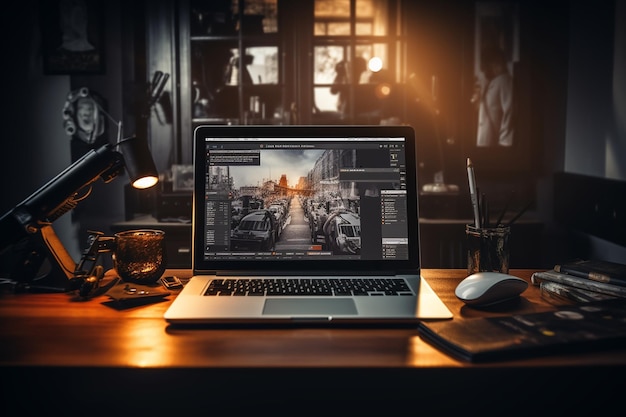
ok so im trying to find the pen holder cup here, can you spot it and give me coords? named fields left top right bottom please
left=113, top=229, right=166, bottom=284
left=466, top=225, right=511, bottom=275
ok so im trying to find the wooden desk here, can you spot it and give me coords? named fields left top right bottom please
left=1, top=270, right=624, bottom=416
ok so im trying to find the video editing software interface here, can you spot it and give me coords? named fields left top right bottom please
left=201, top=137, right=409, bottom=261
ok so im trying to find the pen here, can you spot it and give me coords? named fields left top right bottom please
left=481, top=192, right=489, bottom=228
left=466, top=158, right=481, bottom=228
left=507, top=200, right=533, bottom=226
left=496, top=190, right=514, bottom=226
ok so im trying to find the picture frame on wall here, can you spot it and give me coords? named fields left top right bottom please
left=40, top=0, right=104, bottom=75
left=172, top=165, right=194, bottom=192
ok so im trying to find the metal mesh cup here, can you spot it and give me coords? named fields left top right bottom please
left=465, top=225, right=510, bottom=275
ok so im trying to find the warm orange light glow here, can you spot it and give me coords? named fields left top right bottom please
left=407, top=336, right=458, bottom=366
left=132, top=175, right=159, bottom=189
left=118, top=318, right=177, bottom=367
left=368, top=56, right=383, bottom=73
left=375, top=83, right=392, bottom=99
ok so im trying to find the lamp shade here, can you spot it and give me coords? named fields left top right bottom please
left=118, top=135, right=159, bottom=189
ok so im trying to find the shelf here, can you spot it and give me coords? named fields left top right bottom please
left=191, top=34, right=280, bottom=43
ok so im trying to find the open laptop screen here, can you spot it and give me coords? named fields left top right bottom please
left=192, top=125, right=420, bottom=274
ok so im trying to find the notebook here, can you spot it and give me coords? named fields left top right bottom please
left=164, top=125, right=453, bottom=325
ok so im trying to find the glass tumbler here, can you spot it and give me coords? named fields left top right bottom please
left=114, top=229, right=166, bottom=284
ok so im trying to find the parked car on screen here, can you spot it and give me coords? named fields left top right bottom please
left=323, top=209, right=361, bottom=254
left=230, top=209, right=278, bottom=251
left=267, top=203, right=287, bottom=235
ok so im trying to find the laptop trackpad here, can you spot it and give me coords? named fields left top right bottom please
left=263, top=298, right=358, bottom=315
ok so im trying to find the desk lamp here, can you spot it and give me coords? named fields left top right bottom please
left=0, top=90, right=160, bottom=292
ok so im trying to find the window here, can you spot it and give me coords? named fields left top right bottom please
left=174, top=0, right=408, bottom=165
left=189, top=0, right=282, bottom=123
left=312, top=0, right=402, bottom=124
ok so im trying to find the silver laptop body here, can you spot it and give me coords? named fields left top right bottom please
left=164, top=125, right=452, bottom=325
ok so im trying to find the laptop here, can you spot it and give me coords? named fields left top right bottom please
left=164, top=125, right=453, bottom=325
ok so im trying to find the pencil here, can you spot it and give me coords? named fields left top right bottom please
left=496, top=191, right=514, bottom=226
left=507, top=200, right=533, bottom=226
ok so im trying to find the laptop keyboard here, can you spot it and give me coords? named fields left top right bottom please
left=203, top=278, right=414, bottom=297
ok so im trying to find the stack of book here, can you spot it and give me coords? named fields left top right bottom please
left=531, top=259, right=626, bottom=305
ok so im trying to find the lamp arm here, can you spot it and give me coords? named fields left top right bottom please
left=8, top=224, right=115, bottom=293
left=0, top=143, right=124, bottom=252
left=2, top=223, right=78, bottom=292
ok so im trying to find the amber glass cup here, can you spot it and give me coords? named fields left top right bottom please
left=113, top=229, right=166, bottom=284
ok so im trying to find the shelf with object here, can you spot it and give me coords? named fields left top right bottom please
left=186, top=0, right=286, bottom=126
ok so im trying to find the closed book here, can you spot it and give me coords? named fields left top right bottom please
left=531, top=270, right=626, bottom=298
left=539, top=281, right=616, bottom=306
left=418, top=299, right=626, bottom=362
left=555, top=259, right=626, bottom=287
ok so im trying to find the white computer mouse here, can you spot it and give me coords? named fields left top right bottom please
left=455, top=272, right=528, bottom=307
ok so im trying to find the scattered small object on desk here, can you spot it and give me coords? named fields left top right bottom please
left=106, top=282, right=170, bottom=304
left=160, top=275, right=184, bottom=289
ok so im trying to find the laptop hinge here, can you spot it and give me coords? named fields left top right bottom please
left=213, top=270, right=398, bottom=277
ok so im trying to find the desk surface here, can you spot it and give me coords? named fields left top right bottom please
left=1, top=269, right=624, bottom=416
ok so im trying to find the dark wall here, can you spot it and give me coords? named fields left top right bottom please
left=565, top=0, right=622, bottom=179
left=556, top=0, right=626, bottom=263
left=1, top=1, right=130, bottom=259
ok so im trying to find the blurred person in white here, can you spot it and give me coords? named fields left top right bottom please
left=473, top=47, right=514, bottom=147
